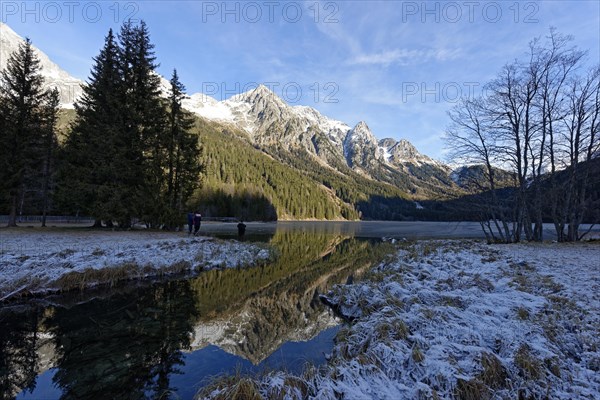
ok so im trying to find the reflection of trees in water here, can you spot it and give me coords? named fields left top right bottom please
left=189, top=232, right=390, bottom=363
left=189, top=232, right=352, bottom=316
left=45, top=280, right=199, bottom=400
left=0, top=307, right=42, bottom=400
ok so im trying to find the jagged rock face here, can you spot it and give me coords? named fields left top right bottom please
left=378, top=138, right=397, bottom=149
left=0, top=23, right=83, bottom=107
left=234, top=85, right=306, bottom=147
left=382, top=138, right=443, bottom=168
left=224, top=85, right=350, bottom=166
left=343, top=121, right=383, bottom=169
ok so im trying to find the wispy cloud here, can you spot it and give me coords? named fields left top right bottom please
left=350, top=48, right=463, bottom=67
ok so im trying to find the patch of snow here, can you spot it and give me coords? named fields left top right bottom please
left=380, top=146, right=392, bottom=163
left=183, top=93, right=235, bottom=122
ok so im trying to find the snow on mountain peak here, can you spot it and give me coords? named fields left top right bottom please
left=230, top=84, right=283, bottom=105
left=0, top=22, right=83, bottom=108
left=182, top=92, right=235, bottom=122
left=348, top=121, right=376, bottom=142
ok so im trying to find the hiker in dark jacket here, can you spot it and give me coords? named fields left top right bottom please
left=187, top=212, right=194, bottom=235
left=193, top=212, right=202, bottom=235
left=237, top=220, right=246, bottom=237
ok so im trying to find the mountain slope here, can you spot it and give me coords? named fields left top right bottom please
left=0, top=23, right=83, bottom=107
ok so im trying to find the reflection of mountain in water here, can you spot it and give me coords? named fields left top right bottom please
left=0, top=232, right=389, bottom=398
left=189, top=232, right=384, bottom=364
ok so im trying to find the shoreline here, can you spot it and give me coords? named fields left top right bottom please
left=0, top=230, right=272, bottom=302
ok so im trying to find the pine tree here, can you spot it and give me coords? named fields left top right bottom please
left=0, top=38, right=46, bottom=226
left=118, top=20, right=167, bottom=228
left=59, top=22, right=203, bottom=228
left=58, top=29, right=123, bottom=225
left=164, top=69, right=202, bottom=228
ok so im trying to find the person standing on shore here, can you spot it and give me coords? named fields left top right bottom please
left=187, top=212, right=194, bottom=235
left=193, top=212, right=202, bottom=235
left=237, top=220, right=246, bottom=238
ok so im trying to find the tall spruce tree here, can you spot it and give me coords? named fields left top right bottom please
left=165, top=69, right=202, bottom=228
left=58, top=29, right=123, bottom=226
left=118, top=20, right=167, bottom=228
left=0, top=38, right=46, bottom=226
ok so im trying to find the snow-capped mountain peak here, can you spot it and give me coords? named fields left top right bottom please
left=230, top=84, right=284, bottom=106
left=343, top=121, right=383, bottom=168
left=0, top=22, right=83, bottom=108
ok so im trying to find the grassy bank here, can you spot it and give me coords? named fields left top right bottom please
left=0, top=229, right=271, bottom=301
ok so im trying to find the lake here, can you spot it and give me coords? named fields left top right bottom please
left=3, top=225, right=394, bottom=400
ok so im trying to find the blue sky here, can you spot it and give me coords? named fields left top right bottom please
left=3, top=0, right=599, bottom=160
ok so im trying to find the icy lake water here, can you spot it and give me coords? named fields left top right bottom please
left=4, top=224, right=396, bottom=400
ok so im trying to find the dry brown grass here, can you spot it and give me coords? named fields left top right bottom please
left=49, top=260, right=193, bottom=292
left=514, top=344, right=542, bottom=380
left=452, top=352, right=507, bottom=400
left=412, top=344, right=425, bottom=363
left=479, top=352, right=507, bottom=389
left=51, top=263, right=143, bottom=291
left=454, top=378, right=490, bottom=400
left=198, top=378, right=262, bottom=400
left=265, top=376, right=309, bottom=400
left=516, top=306, right=530, bottom=320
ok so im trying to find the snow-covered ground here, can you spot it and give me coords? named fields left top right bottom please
left=200, top=240, right=600, bottom=399
left=0, top=230, right=270, bottom=301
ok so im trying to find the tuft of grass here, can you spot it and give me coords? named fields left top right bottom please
left=422, top=307, right=436, bottom=320
left=453, top=352, right=506, bottom=399
left=514, top=344, right=542, bottom=380
left=198, top=377, right=262, bottom=400
left=265, top=376, right=309, bottom=400
left=454, top=378, right=490, bottom=400
left=539, top=275, right=563, bottom=293
left=441, top=296, right=464, bottom=308
left=516, top=306, right=530, bottom=320
left=471, top=274, right=494, bottom=292
left=479, top=352, right=507, bottom=389
left=374, top=318, right=409, bottom=342
left=412, top=344, right=425, bottom=363
left=91, top=248, right=105, bottom=257
left=56, top=248, right=76, bottom=258
left=544, top=357, right=561, bottom=378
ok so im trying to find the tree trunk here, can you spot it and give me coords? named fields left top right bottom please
left=7, top=192, right=18, bottom=227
